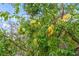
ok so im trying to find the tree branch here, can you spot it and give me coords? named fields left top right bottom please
left=63, top=27, right=79, bottom=44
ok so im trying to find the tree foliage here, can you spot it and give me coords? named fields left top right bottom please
left=0, top=3, right=79, bottom=56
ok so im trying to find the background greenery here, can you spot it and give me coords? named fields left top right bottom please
left=0, top=3, right=79, bottom=56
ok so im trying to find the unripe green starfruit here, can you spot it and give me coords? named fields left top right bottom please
left=18, top=26, right=26, bottom=34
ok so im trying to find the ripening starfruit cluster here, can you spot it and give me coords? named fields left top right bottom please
left=47, top=24, right=54, bottom=37
left=62, top=14, right=71, bottom=22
